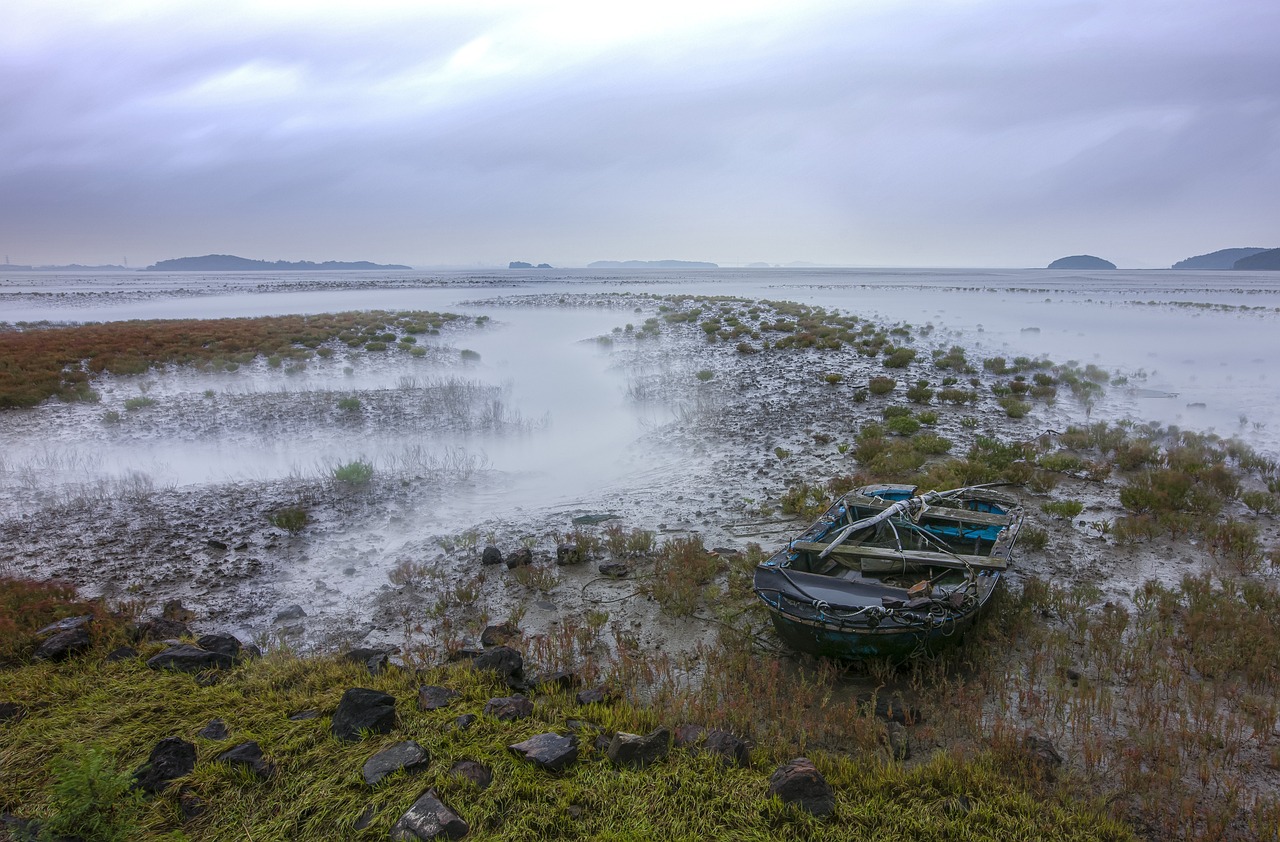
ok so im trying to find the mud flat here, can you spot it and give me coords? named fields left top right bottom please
left=3, top=289, right=1280, bottom=838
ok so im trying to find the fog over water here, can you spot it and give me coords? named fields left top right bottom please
left=4, top=267, right=1280, bottom=513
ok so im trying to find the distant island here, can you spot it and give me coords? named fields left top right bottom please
left=2, top=263, right=127, bottom=271
left=587, top=259, right=719, bottom=269
left=508, top=261, right=553, bottom=269
left=1046, top=255, right=1116, bottom=270
left=144, top=254, right=411, bottom=271
left=1171, top=248, right=1268, bottom=270
left=1234, top=249, right=1280, bottom=270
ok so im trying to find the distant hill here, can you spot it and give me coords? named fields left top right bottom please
left=1172, top=248, right=1268, bottom=270
left=144, top=254, right=410, bottom=271
left=508, top=261, right=553, bottom=269
left=1234, top=249, right=1280, bottom=270
left=587, top=259, right=718, bottom=269
left=1046, top=255, right=1116, bottom=270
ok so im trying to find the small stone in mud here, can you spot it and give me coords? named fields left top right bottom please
left=598, top=562, right=629, bottom=578
left=481, top=546, right=504, bottom=566
left=343, top=566, right=357, bottom=576
left=162, top=599, right=195, bottom=621
left=274, top=604, right=306, bottom=622
left=505, top=547, right=533, bottom=569
left=555, top=543, right=584, bottom=565
left=480, top=622, right=519, bottom=647
left=206, top=539, right=228, bottom=551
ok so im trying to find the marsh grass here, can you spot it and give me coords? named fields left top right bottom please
left=0, top=310, right=468, bottom=409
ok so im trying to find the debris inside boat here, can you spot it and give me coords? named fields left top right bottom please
left=753, top=484, right=1023, bottom=660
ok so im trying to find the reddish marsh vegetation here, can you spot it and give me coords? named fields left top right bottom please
left=0, top=310, right=466, bottom=408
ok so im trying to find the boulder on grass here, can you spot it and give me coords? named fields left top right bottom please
left=390, top=788, right=468, bottom=841
left=32, top=627, right=91, bottom=662
left=363, top=741, right=430, bottom=787
left=607, top=728, right=670, bottom=770
left=216, top=741, right=274, bottom=778
left=768, top=757, right=835, bottom=817
left=417, top=686, right=461, bottom=711
left=332, top=688, right=397, bottom=742
left=471, top=646, right=523, bottom=681
left=147, top=643, right=234, bottom=673
left=508, top=733, right=578, bottom=772
left=481, top=546, right=504, bottom=566
left=133, top=737, right=197, bottom=793
left=673, top=724, right=750, bottom=767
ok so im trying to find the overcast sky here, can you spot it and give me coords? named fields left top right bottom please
left=3, top=0, right=1277, bottom=269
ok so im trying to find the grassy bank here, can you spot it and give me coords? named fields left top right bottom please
left=0, top=582, right=1130, bottom=841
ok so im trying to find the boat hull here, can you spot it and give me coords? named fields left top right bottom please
left=760, top=572, right=998, bottom=660
left=753, top=484, right=1019, bottom=660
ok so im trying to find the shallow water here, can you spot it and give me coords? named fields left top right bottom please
left=6, top=265, right=1279, bottom=462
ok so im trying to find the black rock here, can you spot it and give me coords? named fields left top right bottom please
left=332, top=688, right=397, bottom=742
left=673, top=724, right=750, bottom=767
left=534, top=671, right=578, bottom=692
left=206, top=538, right=229, bottom=551
left=447, top=759, right=492, bottom=790
left=105, top=645, right=138, bottom=662
left=505, top=547, right=533, bottom=569
left=481, top=546, right=504, bottom=566
left=161, top=599, right=195, bottom=621
left=354, top=804, right=378, bottom=831
left=768, top=757, right=835, bottom=817
left=199, top=719, right=229, bottom=740
left=597, top=562, right=629, bottom=578
left=179, top=793, right=207, bottom=821
left=471, top=646, right=523, bottom=680
left=508, top=733, right=579, bottom=772
left=363, top=740, right=430, bottom=786
left=1024, top=734, right=1063, bottom=771
left=32, top=627, right=91, bottom=662
left=344, top=647, right=391, bottom=675
left=555, top=543, right=584, bottom=565
left=33, top=615, right=93, bottom=637
left=196, top=633, right=242, bottom=662
left=216, top=741, right=274, bottom=778
left=480, top=622, right=519, bottom=647
left=453, top=714, right=477, bottom=731
left=575, top=684, right=616, bottom=706
left=607, top=727, right=670, bottom=770
left=133, top=737, right=197, bottom=793
left=417, top=685, right=461, bottom=711
left=483, top=696, right=533, bottom=721
left=0, top=703, right=25, bottom=725
left=390, top=788, right=468, bottom=840
left=288, top=709, right=320, bottom=721
left=274, top=604, right=306, bottom=622
left=147, top=644, right=234, bottom=673
left=131, top=617, right=191, bottom=642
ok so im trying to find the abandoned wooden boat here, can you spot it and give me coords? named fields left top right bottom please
left=753, top=484, right=1022, bottom=660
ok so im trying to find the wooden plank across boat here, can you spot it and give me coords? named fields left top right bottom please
left=753, top=484, right=1023, bottom=660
